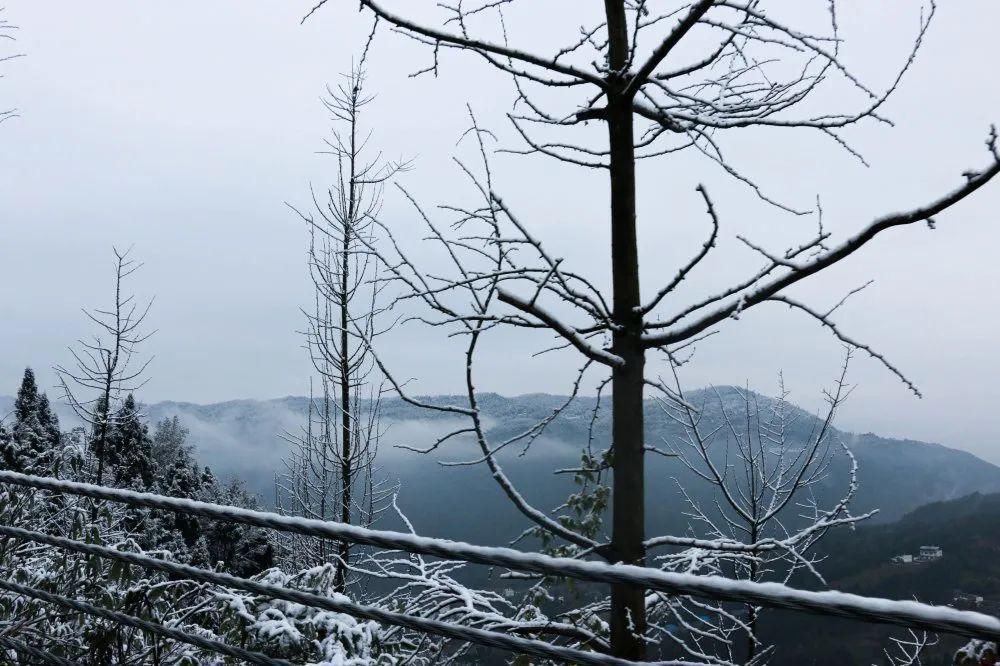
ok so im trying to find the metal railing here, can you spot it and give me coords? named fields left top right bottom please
left=0, top=469, right=997, bottom=665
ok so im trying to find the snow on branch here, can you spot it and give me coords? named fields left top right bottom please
left=622, top=0, right=717, bottom=98
left=1, top=471, right=998, bottom=643
left=0, top=579, right=293, bottom=666
left=498, top=288, right=624, bottom=366
left=768, top=294, right=921, bottom=397
left=0, top=523, right=640, bottom=666
left=643, top=134, right=1000, bottom=349
left=303, top=0, right=604, bottom=86
left=0, top=636, right=80, bottom=666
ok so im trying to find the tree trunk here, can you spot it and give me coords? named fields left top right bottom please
left=94, top=420, right=108, bottom=486
left=336, top=275, right=352, bottom=592
left=605, top=1, right=646, bottom=659
left=94, top=381, right=112, bottom=486
left=335, top=109, right=359, bottom=594
left=746, top=524, right=760, bottom=662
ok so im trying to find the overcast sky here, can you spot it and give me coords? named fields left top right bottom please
left=1, top=2, right=999, bottom=462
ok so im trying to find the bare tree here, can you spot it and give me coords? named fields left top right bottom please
left=305, top=1, right=1000, bottom=659
left=56, top=247, right=153, bottom=486
left=647, top=351, right=873, bottom=662
left=0, top=7, right=23, bottom=126
left=279, top=64, right=404, bottom=592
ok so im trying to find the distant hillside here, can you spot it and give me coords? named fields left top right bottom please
left=760, top=491, right=1000, bottom=665
left=4, top=390, right=1000, bottom=548
left=820, top=490, right=1000, bottom=600
left=4, top=391, right=999, bottom=663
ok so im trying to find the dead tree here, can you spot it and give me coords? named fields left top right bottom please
left=306, top=1, right=1000, bottom=659
left=56, top=247, right=153, bottom=487
left=279, top=66, right=403, bottom=592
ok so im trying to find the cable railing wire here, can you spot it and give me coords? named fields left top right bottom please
left=1, top=470, right=999, bottom=647
left=0, top=579, right=293, bottom=666
left=0, top=523, right=643, bottom=666
left=0, top=635, right=82, bottom=666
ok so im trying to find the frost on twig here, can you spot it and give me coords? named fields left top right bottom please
left=297, top=1, right=1000, bottom=660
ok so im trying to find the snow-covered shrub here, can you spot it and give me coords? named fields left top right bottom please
left=183, top=563, right=393, bottom=665
left=956, top=640, right=998, bottom=666
left=0, top=484, right=201, bottom=663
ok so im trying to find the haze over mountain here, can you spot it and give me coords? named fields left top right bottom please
left=7, top=389, right=999, bottom=548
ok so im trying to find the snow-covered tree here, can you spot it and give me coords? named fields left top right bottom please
left=151, top=414, right=189, bottom=470
left=1, top=368, right=61, bottom=475
left=0, top=420, right=190, bottom=662
left=56, top=247, right=153, bottom=486
left=155, top=446, right=212, bottom=566
left=0, top=423, right=9, bottom=470
left=203, top=478, right=275, bottom=577
left=955, top=639, right=996, bottom=666
left=107, top=393, right=156, bottom=490
left=637, top=354, right=871, bottom=663
left=148, top=415, right=275, bottom=576
left=172, top=564, right=393, bottom=665
left=303, top=0, right=1000, bottom=660
left=279, top=63, right=402, bottom=590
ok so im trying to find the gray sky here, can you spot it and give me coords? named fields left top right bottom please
left=2, top=2, right=999, bottom=462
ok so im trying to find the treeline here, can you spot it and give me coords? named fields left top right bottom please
left=0, top=368, right=383, bottom=663
left=0, top=367, right=272, bottom=574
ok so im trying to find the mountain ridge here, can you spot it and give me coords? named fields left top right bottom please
left=2, top=389, right=999, bottom=546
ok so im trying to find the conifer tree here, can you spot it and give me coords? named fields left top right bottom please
left=12, top=367, right=39, bottom=424
left=36, top=393, right=61, bottom=456
left=0, top=421, right=10, bottom=472
left=149, top=416, right=274, bottom=574
left=107, top=394, right=155, bottom=490
left=3, top=368, right=61, bottom=474
left=204, top=479, right=275, bottom=577
left=155, top=447, right=211, bottom=565
left=151, top=415, right=188, bottom=471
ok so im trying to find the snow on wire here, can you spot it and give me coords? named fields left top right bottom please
left=0, top=635, right=82, bottom=666
left=1, top=470, right=999, bottom=646
left=0, top=523, right=647, bottom=666
left=0, top=579, right=293, bottom=666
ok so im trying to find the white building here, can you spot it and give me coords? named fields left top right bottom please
left=954, top=592, right=984, bottom=607
left=890, top=546, right=943, bottom=564
left=919, top=546, right=943, bottom=560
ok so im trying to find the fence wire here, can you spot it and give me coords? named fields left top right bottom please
left=0, top=635, right=82, bottom=666
left=0, top=523, right=644, bottom=666
left=1, top=469, right=999, bottom=664
left=0, top=579, right=293, bottom=666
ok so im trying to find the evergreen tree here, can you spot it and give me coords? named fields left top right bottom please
left=200, top=464, right=217, bottom=492
left=13, top=367, right=40, bottom=423
left=0, top=421, right=11, bottom=472
left=85, top=393, right=112, bottom=482
left=107, top=394, right=155, bottom=490
left=36, top=393, right=61, bottom=455
left=3, top=368, right=61, bottom=474
left=151, top=415, right=189, bottom=471
left=157, top=447, right=210, bottom=565
left=149, top=416, right=273, bottom=573
left=204, top=479, right=275, bottom=577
